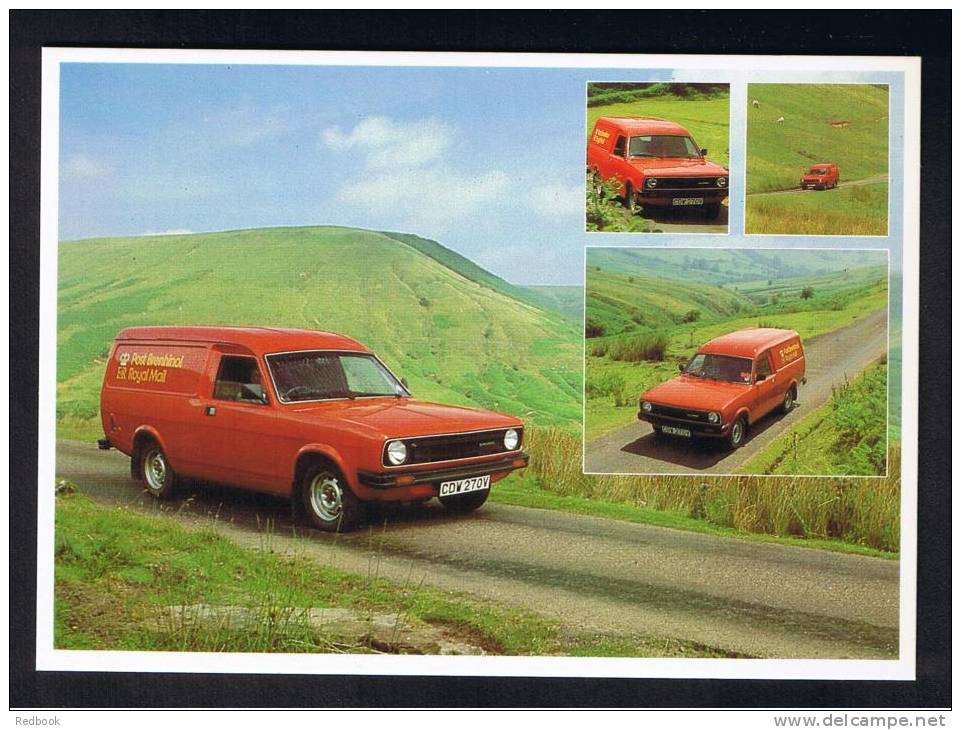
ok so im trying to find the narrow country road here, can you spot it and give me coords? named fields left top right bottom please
left=56, top=439, right=898, bottom=659
left=747, top=175, right=888, bottom=198
left=584, top=307, right=888, bottom=475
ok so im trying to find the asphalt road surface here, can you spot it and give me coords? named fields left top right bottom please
left=747, top=175, right=888, bottom=199
left=56, top=438, right=898, bottom=659
left=642, top=199, right=729, bottom=234
left=585, top=308, right=888, bottom=475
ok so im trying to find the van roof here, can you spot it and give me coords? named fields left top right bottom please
left=595, top=116, right=691, bottom=136
left=699, top=328, right=799, bottom=359
left=811, top=162, right=836, bottom=167
left=115, top=326, right=368, bottom=357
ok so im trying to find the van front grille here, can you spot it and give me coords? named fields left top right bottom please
left=384, top=428, right=522, bottom=467
left=651, top=405, right=709, bottom=422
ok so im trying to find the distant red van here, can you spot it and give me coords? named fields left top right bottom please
left=99, top=326, right=528, bottom=531
left=800, top=163, right=840, bottom=190
left=587, top=116, right=729, bottom=218
left=638, top=328, right=806, bottom=449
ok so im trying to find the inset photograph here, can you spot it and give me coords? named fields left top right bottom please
left=584, top=247, right=889, bottom=476
left=586, top=82, right=730, bottom=234
left=745, top=84, right=889, bottom=236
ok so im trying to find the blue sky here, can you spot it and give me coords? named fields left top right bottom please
left=59, top=63, right=614, bottom=284
left=58, top=63, right=903, bottom=285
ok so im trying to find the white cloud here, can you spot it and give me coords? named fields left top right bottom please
left=527, top=183, right=584, bottom=218
left=322, top=116, right=452, bottom=169
left=337, top=167, right=509, bottom=225
left=63, top=153, right=113, bottom=179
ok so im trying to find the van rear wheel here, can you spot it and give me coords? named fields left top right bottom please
left=301, top=463, right=364, bottom=533
left=140, top=442, right=178, bottom=500
left=781, top=386, right=796, bottom=414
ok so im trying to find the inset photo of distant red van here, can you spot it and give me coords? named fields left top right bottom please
left=586, top=82, right=730, bottom=234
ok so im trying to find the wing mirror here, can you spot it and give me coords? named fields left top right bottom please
left=678, top=363, right=686, bottom=373
left=756, top=373, right=767, bottom=382
left=700, top=148, right=708, bottom=156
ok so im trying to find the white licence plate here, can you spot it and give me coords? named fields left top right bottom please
left=439, top=474, right=491, bottom=497
left=672, top=197, right=704, bottom=206
left=662, top=426, right=692, bottom=437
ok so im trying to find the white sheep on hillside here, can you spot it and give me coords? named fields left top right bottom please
left=752, top=99, right=760, bottom=108
left=776, top=116, right=785, bottom=124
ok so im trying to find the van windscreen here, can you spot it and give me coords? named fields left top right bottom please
left=267, top=351, right=410, bottom=403
left=683, top=353, right=753, bottom=384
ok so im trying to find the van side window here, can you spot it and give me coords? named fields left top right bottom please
left=756, top=353, right=773, bottom=381
left=214, top=356, right=267, bottom=404
left=612, top=135, right=626, bottom=157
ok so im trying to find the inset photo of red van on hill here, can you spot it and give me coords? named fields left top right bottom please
left=746, top=84, right=889, bottom=236
left=586, top=82, right=730, bottom=234
left=584, top=247, right=891, bottom=478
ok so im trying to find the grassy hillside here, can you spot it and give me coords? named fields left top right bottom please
left=57, top=226, right=581, bottom=438
left=584, top=254, right=889, bottom=442
left=746, top=84, right=889, bottom=194
left=742, top=360, right=889, bottom=476
left=587, top=92, right=730, bottom=169
left=378, top=231, right=577, bottom=320
left=746, top=183, right=888, bottom=236
left=745, top=84, right=888, bottom=236
left=587, top=247, right=886, bottom=287
left=520, top=285, right=583, bottom=320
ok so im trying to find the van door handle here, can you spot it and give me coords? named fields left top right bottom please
left=205, top=406, right=216, bottom=417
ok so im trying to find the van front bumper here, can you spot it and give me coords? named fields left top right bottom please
left=357, top=453, right=530, bottom=490
left=638, top=412, right=731, bottom=438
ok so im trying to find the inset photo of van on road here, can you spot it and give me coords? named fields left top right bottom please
left=584, top=247, right=890, bottom=477
left=745, top=84, right=889, bottom=236
left=586, top=83, right=730, bottom=234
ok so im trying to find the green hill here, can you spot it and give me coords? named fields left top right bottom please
left=586, top=268, right=755, bottom=340
left=587, top=248, right=886, bottom=288
left=746, top=83, right=889, bottom=194
left=56, top=226, right=582, bottom=437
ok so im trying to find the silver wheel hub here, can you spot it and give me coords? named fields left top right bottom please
left=732, top=422, right=743, bottom=443
left=309, top=473, right=343, bottom=522
left=144, top=449, right=166, bottom=491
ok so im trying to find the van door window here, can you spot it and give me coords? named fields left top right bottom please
left=755, top=353, right=773, bottom=381
left=213, top=356, right=267, bottom=404
left=612, top=135, right=626, bottom=157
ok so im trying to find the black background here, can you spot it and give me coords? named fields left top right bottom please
left=9, top=10, right=951, bottom=709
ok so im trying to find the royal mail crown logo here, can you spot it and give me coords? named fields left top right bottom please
left=118, top=351, right=131, bottom=366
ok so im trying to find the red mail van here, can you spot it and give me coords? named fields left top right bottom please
left=587, top=116, right=729, bottom=218
left=99, top=326, right=528, bottom=531
left=800, top=163, right=840, bottom=190
left=638, top=328, right=806, bottom=449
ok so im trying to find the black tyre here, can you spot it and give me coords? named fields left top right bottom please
left=781, top=386, right=796, bottom=414
left=439, top=488, right=489, bottom=514
left=139, top=441, right=178, bottom=500
left=705, top=202, right=721, bottom=219
left=300, top=462, right=365, bottom=533
left=623, top=182, right=636, bottom=214
left=727, top=416, right=748, bottom=450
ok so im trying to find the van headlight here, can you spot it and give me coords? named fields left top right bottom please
left=504, top=428, right=519, bottom=451
left=645, top=178, right=658, bottom=189
left=708, top=412, right=720, bottom=423
left=386, top=440, right=408, bottom=465
left=641, top=401, right=653, bottom=413
left=716, top=177, right=728, bottom=188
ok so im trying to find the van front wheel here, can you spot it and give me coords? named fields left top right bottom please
left=301, top=464, right=364, bottom=533
left=727, top=416, right=747, bottom=450
left=140, top=442, right=178, bottom=500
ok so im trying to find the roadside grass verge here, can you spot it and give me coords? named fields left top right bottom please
left=517, top=427, right=900, bottom=555
left=54, top=491, right=725, bottom=657
left=742, top=361, right=889, bottom=476
left=746, top=183, right=888, bottom=236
